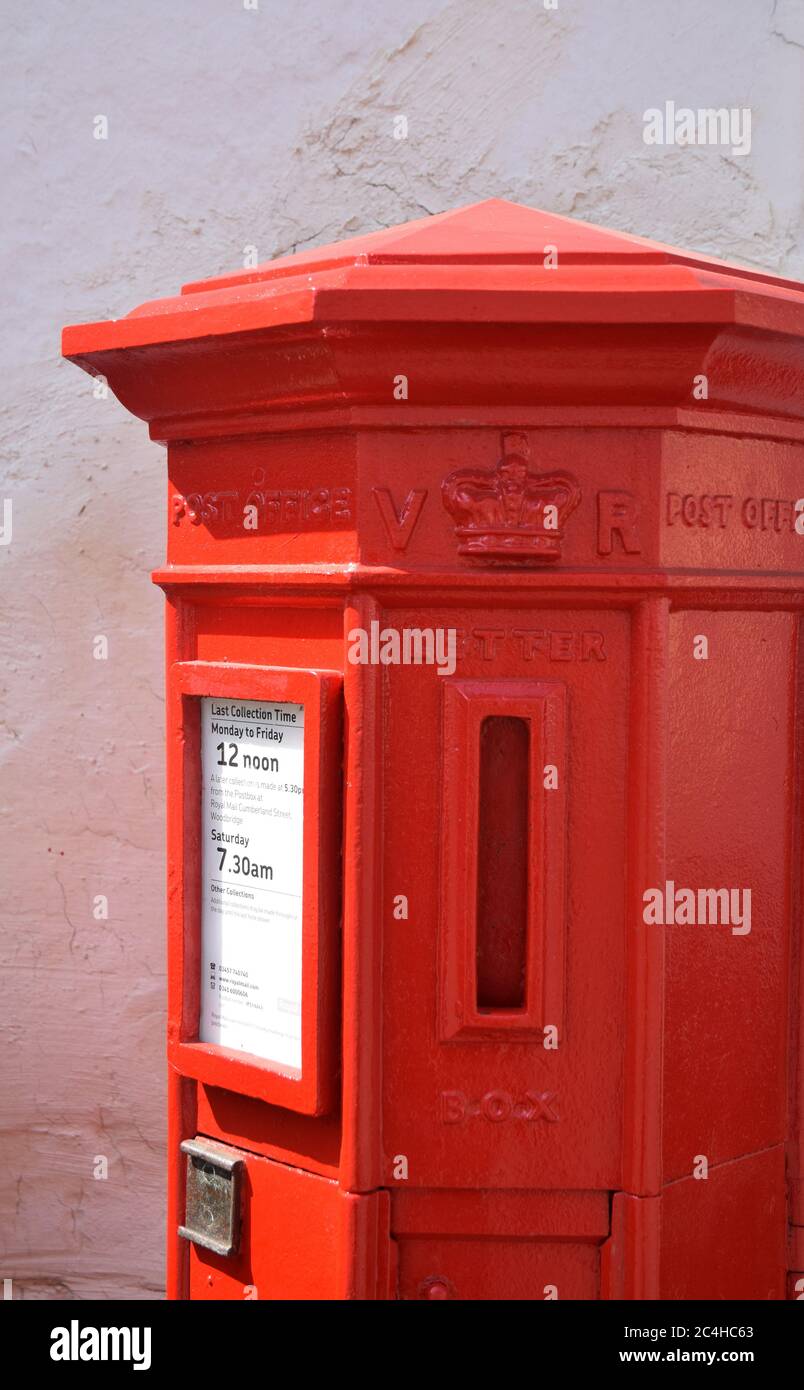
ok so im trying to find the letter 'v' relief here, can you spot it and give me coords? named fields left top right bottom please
left=442, top=431, right=581, bottom=563
left=372, top=488, right=428, bottom=550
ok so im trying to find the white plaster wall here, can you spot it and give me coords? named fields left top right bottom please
left=1, top=0, right=802, bottom=1299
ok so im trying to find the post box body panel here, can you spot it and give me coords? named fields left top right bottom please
left=196, top=1081, right=341, bottom=1179
left=392, top=1190, right=609, bottom=1300
left=604, top=1146, right=787, bottom=1301
left=62, top=200, right=804, bottom=1299
left=186, top=1144, right=392, bottom=1301
left=659, top=1146, right=787, bottom=1301
left=161, top=572, right=799, bottom=1300
left=381, top=605, right=629, bottom=1191
left=664, top=609, right=794, bottom=1178
left=395, top=1235, right=600, bottom=1302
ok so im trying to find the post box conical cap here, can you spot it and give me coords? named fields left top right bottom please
left=179, top=197, right=804, bottom=298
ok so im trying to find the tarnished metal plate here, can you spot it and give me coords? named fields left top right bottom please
left=178, top=1138, right=242, bottom=1257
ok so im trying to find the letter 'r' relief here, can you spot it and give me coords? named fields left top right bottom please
left=442, top=431, right=581, bottom=563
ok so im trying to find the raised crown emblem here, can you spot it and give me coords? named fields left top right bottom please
left=442, top=432, right=581, bottom=563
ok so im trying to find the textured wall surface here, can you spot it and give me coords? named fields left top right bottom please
left=1, top=0, right=802, bottom=1299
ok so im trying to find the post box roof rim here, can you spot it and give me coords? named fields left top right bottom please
left=62, top=200, right=804, bottom=438
left=63, top=199, right=804, bottom=360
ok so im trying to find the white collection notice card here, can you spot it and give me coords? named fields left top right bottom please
left=199, top=696, right=304, bottom=1075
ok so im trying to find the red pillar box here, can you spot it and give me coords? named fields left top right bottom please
left=63, top=200, right=804, bottom=1301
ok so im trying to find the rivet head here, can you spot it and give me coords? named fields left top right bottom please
left=420, top=1276, right=451, bottom=1300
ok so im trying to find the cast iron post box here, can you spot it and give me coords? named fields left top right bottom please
left=63, top=200, right=804, bottom=1301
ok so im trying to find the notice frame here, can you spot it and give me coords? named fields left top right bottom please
left=167, top=661, right=341, bottom=1116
